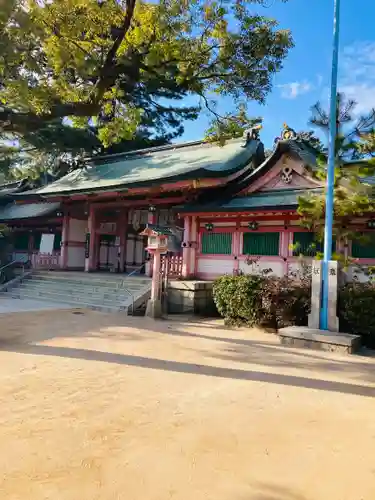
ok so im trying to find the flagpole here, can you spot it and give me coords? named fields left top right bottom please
left=320, top=0, right=341, bottom=330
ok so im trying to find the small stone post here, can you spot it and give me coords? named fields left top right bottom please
left=327, top=260, right=339, bottom=332
left=308, top=259, right=339, bottom=331
left=308, top=260, right=322, bottom=329
left=145, top=249, right=163, bottom=318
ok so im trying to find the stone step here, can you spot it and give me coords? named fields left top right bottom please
left=19, top=279, right=142, bottom=297
left=27, top=280, right=150, bottom=292
left=2, top=270, right=152, bottom=314
left=32, top=272, right=150, bottom=286
left=29, top=279, right=145, bottom=291
left=15, top=286, right=133, bottom=303
left=8, top=291, right=128, bottom=313
left=13, top=288, right=132, bottom=307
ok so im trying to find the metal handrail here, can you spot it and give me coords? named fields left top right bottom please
left=0, top=259, right=26, bottom=285
left=119, top=263, right=147, bottom=314
left=0, top=260, right=21, bottom=272
left=126, top=262, right=146, bottom=278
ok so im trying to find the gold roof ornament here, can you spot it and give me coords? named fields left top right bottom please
left=281, top=123, right=297, bottom=141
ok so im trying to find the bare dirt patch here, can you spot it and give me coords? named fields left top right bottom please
left=0, top=310, right=375, bottom=500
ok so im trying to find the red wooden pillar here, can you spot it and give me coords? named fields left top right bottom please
left=147, top=209, right=157, bottom=277
left=28, top=232, right=34, bottom=259
left=233, top=219, right=240, bottom=275
left=61, top=213, right=70, bottom=269
left=85, top=204, right=97, bottom=272
left=118, top=208, right=127, bottom=272
left=191, top=216, right=199, bottom=276
left=182, top=215, right=191, bottom=278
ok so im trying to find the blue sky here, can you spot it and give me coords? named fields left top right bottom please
left=180, top=0, right=375, bottom=149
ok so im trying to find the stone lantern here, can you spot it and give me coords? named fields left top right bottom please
left=139, top=224, right=171, bottom=318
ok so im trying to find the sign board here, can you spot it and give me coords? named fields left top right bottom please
left=39, top=233, right=55, bottom=254
left=99, top=222, right=116, bottom=233
left=85, top=233, right=90, bottom=258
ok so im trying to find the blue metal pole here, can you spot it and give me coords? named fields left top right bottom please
left=320, top=0, right=341, bottom=330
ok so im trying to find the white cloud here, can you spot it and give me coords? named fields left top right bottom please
left=278, top=81, right=313, bottom=99
left=339, top=41, right=375, bottom=113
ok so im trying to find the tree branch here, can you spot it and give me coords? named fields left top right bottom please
left=91, top=0, right=137, bottom=102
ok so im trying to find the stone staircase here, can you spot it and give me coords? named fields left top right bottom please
left=2, top=271, right=151, bottom=314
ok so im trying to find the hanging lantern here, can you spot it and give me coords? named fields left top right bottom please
left=205, top=223, right=214, bottom=231
left=367, top=220, right=375, bottom=229
left=248, top=221, right=259, bottom=231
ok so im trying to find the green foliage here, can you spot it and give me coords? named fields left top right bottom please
left=260, top=274, right=311, bottom=329
left=295, top=130, right=324, bottom=153
left=0, top=0, right=292, bottom=174
left=204, top=105, right=262, bottom=145
left=297, top=93, right=375, bottom=259
left=339, top=283, right=375, bottom=348
left=212, top=269, right=311, bottom=329
left=213, top=274, right=264, bottom=326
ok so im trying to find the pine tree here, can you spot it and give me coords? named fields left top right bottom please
left=297, top=93, right=375, bottom=261
left=0, top=0, right=293, bottom=177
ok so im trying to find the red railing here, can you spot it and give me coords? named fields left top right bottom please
left=32, top=252, right=61, bottom=270
left=160, top=254, right=183, bottom=277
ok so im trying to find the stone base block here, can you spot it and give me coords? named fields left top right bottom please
left=278, top=326, right=361, bottom=355
left=145, top=298, right=163, bottom=319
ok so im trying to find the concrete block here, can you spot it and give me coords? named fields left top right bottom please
left=278, top=326, right=361, bottom=354
left=145, top=298, right=163, bottom=318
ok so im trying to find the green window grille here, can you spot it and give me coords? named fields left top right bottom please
left=242, top=232, right=280, bottom=256
left=34, top=232, right=42, bottom=251
left=53, top=232, right=62, bottom=251
left=201, top=232, right=232, bottom=255
left=13, top=232, right=29, bottom=251
left=352, top=235, right=375, bottom=258
left=292, top=232, right=336, bottom=256
left=293, top=232, right=322, bottom=256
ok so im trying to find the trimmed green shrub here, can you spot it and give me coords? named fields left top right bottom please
left=212, top=274, right=311, bottom=329
left=213, top=274, right=264, bottom=326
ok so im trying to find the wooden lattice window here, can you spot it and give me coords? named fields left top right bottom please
left=292, top=232, right=336, bottom=256
left=242, top=232, right=280, bottom=256
left=352, top=235, right=375, bottom=258
left=201, top=232, right=232, bottom=255
left=13, top=232, right=29, bottom=251
left=53, top=232, right=62, bottom=251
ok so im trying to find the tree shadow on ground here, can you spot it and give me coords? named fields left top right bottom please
left=1, top=310, right=375, bottom=395
left=5, top=342, right=375, bottom=398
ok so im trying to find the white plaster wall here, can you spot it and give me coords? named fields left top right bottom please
left=69, top=218, right=86, bottom=242
left=99, top=245, right=108, bottom=264
left=287, top=259, right=313, bottom=279
left=98, top=245, right=118, bottom=267
left=349, top=265, right=372, bottom=283
left=67, top=247, right=85, bottom=269
left=239, top=259, right=284, bottom=277
left=126, top=238, right=135, bottom=264
left=135, top=239, right=144, bottom=265
left=211, top=222, right=235, bottom=227
left=197, top=258, right=234, bottom=276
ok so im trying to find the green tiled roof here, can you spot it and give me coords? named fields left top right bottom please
left=35, top=138, right=261, bottom=197
left=0, top=202, right=61, bottom=221
left=146, top=224, right=174, bottom=236
left=178, top=189, right=322, bottom=212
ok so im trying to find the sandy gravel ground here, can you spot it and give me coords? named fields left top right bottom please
left=0, top=310, right=375, bottom=500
